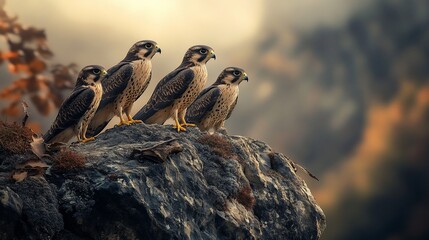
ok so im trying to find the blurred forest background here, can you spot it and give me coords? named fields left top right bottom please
left=1, top=0, right=428, bottom=239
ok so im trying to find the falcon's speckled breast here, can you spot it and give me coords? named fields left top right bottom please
left=171, top=64, right=208, bottom=116
left=201, top=84, right=238, bottom=131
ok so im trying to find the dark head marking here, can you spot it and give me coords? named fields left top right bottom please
left=182, top=45, right=216, bottom=65
left=75, top=65, right=107, bottom=87
left=214, top=67, right=248, bottom=85
left=124, top=40, right=161, bottom=61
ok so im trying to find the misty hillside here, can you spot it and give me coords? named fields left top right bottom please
left=234, top=0, right=429, bottom=172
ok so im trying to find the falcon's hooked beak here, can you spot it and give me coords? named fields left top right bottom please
left=210, top=50, right=216, bottom=60
left=242, top=73, right=249, bottom=82
left=156, top=47, right=162, bottom=54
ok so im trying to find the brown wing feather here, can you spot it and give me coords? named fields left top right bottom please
left=134, top=68, right=195, bottom=123
left=43, top=86, right=95, bottom=143
left=185, top=86, right=221, bottom=124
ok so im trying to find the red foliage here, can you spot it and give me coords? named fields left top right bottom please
left=0, top=0, right=78, bottom=118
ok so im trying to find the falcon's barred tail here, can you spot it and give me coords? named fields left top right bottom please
left=184, top=113, right=198, bottom=125
left=85, top=121, right=109, bottom=138
left=133, top=104, right=171, bottom=124
left=43, top=127, right=74, bottom=144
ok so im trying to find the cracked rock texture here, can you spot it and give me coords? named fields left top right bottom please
left=0, top=124, right=325, bottom=239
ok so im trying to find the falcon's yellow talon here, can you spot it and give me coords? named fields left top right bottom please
left=180, top=116, right=195, bottom=127
left=131, top=119, right=143, bottom=124
left=174, top=125, right=186, bottom=132
left=80, top=137, right=95, bottom=143
left=117, top=118, right=130, bottom=126
left=173, top=119, right=187, bottom=132
left=126, top=114, right=143, bottom=124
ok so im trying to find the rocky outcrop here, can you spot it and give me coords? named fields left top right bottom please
left=0, top=123, right=325, bottom=239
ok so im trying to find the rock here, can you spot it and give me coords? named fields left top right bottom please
left=0, top=123, right=325, bottom=239
left=0, top=186, right=23, bottom=239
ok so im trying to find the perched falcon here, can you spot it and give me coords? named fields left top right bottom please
left=133, top=45, right=216, bottom=132
left=185, top=67, right=248, bottom=133
left=85, top=40, right=161, bottom=137
left=43, top=65, right=107, bottom=144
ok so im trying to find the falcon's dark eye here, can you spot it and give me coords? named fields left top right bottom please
left=92, top=69, right=101, bottom=74
left=144, top=43, right=152, bottom=49
left=199, top=49, right=208, bottom=54
left=232, top=70, right=241, bottom=77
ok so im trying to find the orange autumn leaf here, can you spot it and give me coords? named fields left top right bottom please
left=0, top=1, right=77, bottom=119
left=28, top=58, right=46, bottom=73
left=1, top=101, right=21, bottom=116
left=0, top=78, right=28, bottom=100
left=26, top=121, right=41, bottom=134
left=12, top=170, right=28, bottom=182
left=0, top=51, right=18, bottom=59
left=9, top=63, right=30, bottom=73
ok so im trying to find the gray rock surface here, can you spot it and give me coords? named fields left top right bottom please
left=0, top=123, right=325, bottom=239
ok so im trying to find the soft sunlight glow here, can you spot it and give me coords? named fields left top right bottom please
left=8, top=0, right=263, bottom=47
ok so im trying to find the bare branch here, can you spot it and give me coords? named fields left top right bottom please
left=21, top=101, right=29, bottom=126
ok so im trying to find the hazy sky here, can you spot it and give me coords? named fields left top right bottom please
left=3, top=0, right=371, bottom=132
left=3, top=0, right=266, bottom=128
left=5, top=0, right=264, bottom=66
left=4, top=0, right=371, bottom=65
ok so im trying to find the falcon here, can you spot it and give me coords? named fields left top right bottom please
left=85, top=40, right=161, bottom=137
left=43, top=65, right=107, bottom=143
left=185, top=67, right=248, bottom=133
left=133, top=45, right=216, bottom=132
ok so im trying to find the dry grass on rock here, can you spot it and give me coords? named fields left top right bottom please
left=0, top=121, right=33, bottom=154
left=52, top=148, right=86, bottom=171
left=235, top=185, right=256, bottom=211
left=198, top=134, right=237, bottom=160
